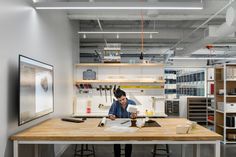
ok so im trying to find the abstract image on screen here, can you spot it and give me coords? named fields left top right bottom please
left=19, top=55, right=54, bottom=125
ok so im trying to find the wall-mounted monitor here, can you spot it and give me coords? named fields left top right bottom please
left=18, top=55, right=54, bottom=125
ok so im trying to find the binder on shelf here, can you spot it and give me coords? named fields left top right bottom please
left=226, top=116, right=235, bottom=127
left=210, top=83, right=214, bottom=95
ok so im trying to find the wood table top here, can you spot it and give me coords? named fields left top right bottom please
left=11, top=118, right=222, bottom=141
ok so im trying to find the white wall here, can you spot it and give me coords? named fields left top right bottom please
left=0, top=0, right=78, bottom=156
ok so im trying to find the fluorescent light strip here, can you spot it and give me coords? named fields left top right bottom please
left=78, top=31, right=159, bottom=34
left=34, top=2, right=203, bottom=10
left=35, top=7, right=203, bottom=10
left=170, top=57, right=236, bottom=60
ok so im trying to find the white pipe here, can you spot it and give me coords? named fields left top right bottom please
left=172, top=0, right=235, bottom=50
left=68, top=14, right=225, bottom=21
left=215, top=22, right=236, bottom=37
left=96, top=19, right=107, bottom=45
left=178, top=1, right=236, bottom=56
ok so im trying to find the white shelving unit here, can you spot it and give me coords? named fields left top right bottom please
left=74, top=63, right=165, bottom=117
left=75, top=63, right=164, bottom=83
left=215, top=63, right=236, bottom=144
left=206, top=67, right=215, bottom=131
left=164, top=69, right=177, bottom=99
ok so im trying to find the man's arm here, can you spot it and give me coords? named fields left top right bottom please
left=108, top=102, right=116, bottom=120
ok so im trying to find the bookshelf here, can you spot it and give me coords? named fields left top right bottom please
left=215, top=64, right=236, bottom=144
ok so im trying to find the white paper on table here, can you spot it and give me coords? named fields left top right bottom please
left=104, top=126, right=138, bottom=133
left=103, top=119, right=145, bottom=132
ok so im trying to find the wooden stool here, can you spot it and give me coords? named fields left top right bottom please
left=152, top=144, right=170, bottom=157
left=74, top=144, right=95, bottom=157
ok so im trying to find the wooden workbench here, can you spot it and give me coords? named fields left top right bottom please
left=11, top=118, right=222, bottom=157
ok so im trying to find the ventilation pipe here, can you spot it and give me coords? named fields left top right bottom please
left=180, top=3, right=236, bottom=56
left=214, top=5, right=236, bottom=37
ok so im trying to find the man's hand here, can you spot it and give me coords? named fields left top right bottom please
left=108, top=114, right=116, bottom=120
left=130, top=112, right=137, bottom=119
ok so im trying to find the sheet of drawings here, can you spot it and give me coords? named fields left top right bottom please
left=103, top=118, right=144, bottom=133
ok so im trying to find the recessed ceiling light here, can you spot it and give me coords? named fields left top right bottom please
left=149, top=33, right=153, bottom=39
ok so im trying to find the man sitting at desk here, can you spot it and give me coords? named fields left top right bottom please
left=108, top=88, right=137, bottom=157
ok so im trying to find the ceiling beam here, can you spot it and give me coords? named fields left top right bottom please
left=34, top=2, right=203, bottom=10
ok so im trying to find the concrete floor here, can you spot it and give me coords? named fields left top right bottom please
left=62, top=143, right=236, bottom=157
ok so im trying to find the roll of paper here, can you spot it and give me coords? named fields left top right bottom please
left=100, top=117, right=107, bottom=127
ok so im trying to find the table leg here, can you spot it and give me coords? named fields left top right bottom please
left=215, top=141, right=221, bottom=157
left=181, top=144, right=186, bottom=157
left=13, top=141, right=18, bottom=157
left=35, top=144, right=39, bottom=157
left=193, top=144, right=200, bottom=157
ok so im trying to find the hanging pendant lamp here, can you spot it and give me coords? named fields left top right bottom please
left=140, top=8, right=144, bottom=61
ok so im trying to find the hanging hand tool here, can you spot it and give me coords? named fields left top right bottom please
left=113, top=85, right=117, bottom=101
left=113, top=85, right=116, bottom=94
left=80, top=84, right=84, bottom=89
left=88, top=84, right=92, bottom=89
left=99, top=85, right=102, bottom=96
left=104, top=85, right=108, bottom=102
left=109, top=85, right=112, bottom=103
left=96, top=86, right=100, bottom=95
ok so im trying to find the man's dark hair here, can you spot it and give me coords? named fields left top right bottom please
left=114, top=88, right=126, bottom=99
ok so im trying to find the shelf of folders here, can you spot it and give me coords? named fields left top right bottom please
left=176, top=70, right=205, bottom=96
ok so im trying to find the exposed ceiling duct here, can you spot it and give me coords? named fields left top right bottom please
left=178, top=2, right=236, bottom=56
left=68, top=14, right=225, bottom=21
left=73, top=0, right=236, bottom=60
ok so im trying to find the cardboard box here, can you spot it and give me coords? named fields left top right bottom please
left=227, top=133, right=236, bottom=140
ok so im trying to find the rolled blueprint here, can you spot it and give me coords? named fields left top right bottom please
left=100, top=117, right=107, bottom=127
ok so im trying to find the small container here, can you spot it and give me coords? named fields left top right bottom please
left=86, top=100, right=91, bottom=113
left=131, top=119, right=137, bottom=127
